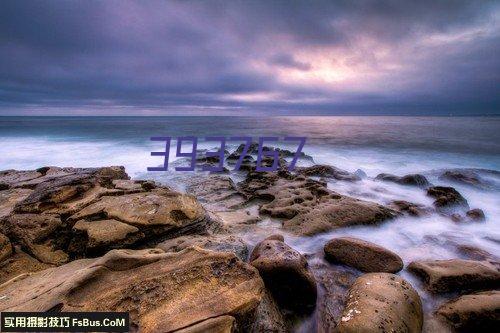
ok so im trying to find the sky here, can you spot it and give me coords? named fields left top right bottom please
left=0, top=0, right=499, bottom=116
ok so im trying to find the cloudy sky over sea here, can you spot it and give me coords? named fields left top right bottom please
left=1, top=0, right=499, bottom=115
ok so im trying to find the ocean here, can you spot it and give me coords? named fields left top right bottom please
left=1, top=115, right=499, bottom=330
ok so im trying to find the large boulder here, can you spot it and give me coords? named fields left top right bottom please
left=336, top=273, right=423, bottom=333
left=436, top=290, right=500, bottom=332
left=408, top=259, right=500, bottom=293
left=426, top=186, right=469, bottom=213
left=375, top=173, right=430, bottom=188
left=68, top=188, right=213, bottom=240
left=249, top=235, right=317, bottom=313
left=0, top=247, right=265, bottom=332
left=324, top=237, right=403, bottom=273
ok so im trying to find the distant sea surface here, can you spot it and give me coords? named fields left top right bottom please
left=1, top=116, right=499, bottom=176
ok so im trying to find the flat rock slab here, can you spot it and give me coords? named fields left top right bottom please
left=0, top=247, right=264, bottom=332
left=157, top=233, right=249, bottom=260
left=408, top=259, right=500, bottom=293
left=69, top=188, right=206, bottom=228
left=337, top=273, right=423, bottom=333
left=436, top=290, right=500, bottom=332
left=240, top=173, right=397, bottom=236
left=72, top=219, right=143, bottom=254
left=186, top=175, right=246, bottom=211
left=13, top=166, right=129, bottom=213
left=0, top=188, right=32, bottom=219
left=324, top=237, right=403, bottom=273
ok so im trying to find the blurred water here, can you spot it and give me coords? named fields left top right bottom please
left=1, top=115, right=499, bottom=330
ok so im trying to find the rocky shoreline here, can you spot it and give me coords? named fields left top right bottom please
left=0, top=147, right=499, bottom=332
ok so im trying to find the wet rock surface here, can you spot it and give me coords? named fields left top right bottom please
left=336, top=273, right=423, bottom=333
left=249, top=236, right=317, bottom=313
left=309, top=258, right=359, bottom=333
left=296, top=165, right=360, bottom=181
left=324, top=237, right=404, bottom=273
left=436, top=290, right=500, bottom=332
left=0, top=161, right=496, bottom=332
left=388, top=200, right=431, bottom=216
left=375, top=173, right=430, bottom=187
left=438, top=168, right=500, bottom=190
left=466, top=208, right=486, bottom=221
left=0, top=247, right=264, bottom=332
left=239, top=171, right=397, bottom=236
left=426, top=186, right=469, bottom=213
left=408, top=259, right=500, bottom=293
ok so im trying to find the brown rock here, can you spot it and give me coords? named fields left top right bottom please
left=296, top=165, right=360, bottom=181
left=408, top=259, right=500, bottom=293
left=242, top=174, right=396, bottom=236
left=0, top=247, right=264, bottom=332
left=439, top=169, right=494, bottom=190
left=69, top=188, right=212, bottom=238
left=0, top=188, right=32, bottom=219
left=376, top=173, right=430, bottom=187
left=310, top=258, right=358, bottom=333
left=466, top=208, right=486, bottom=221
left=250, top=290, right=287, bottom=333
left=282, top=195, right=397, bottom=236
left=175, top=316, right=236, bottom=333
left=71, top=219, right=144, bottom=255
left=426, top=186, right=469, bottom=213
left=336, top=273, right=423, bottom=333
left=324, top=237, right=403, bottom=273
left=1, top=214, right=69, bottom=265
left=216, top=208, right=261, bottom=225
left=436, top=290, right=500, bottom=332
left=249, top=237, right=317, bottom=313
left=157, top=233, right=249, bottom=260
left=0, top=169, right=43, bottom=189
left=0, top=232, right=12, bottom=262
left=186, top=175, right=246, bottom=211
left=0, top=247, right=52, bottom=284
left=13, top=166, right=129, bottom=213
left=388, top=200, right=431, bottom=217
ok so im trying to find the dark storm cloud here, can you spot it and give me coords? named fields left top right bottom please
left=0, top=0, right=498, bottom=115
